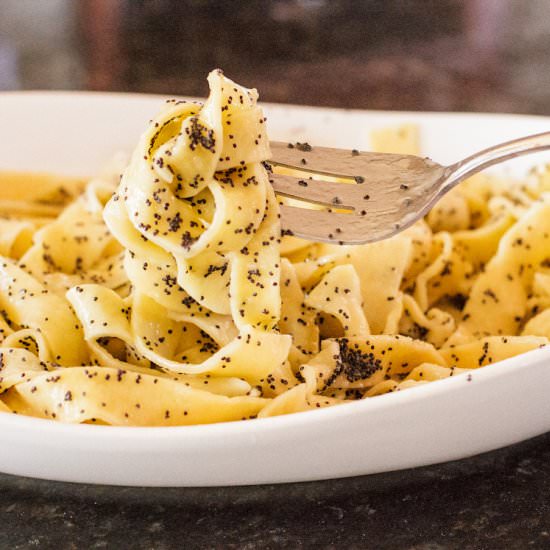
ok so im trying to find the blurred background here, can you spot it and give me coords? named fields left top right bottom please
left=0, top=0, right=549, bottom=113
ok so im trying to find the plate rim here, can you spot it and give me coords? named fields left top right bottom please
left=4, top=88, right=550, bottom=123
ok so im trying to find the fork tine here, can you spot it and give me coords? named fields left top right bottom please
left=270, top=141, right=359, bottom=177
left=270, top=141, right=426, bottom=178
left=280, top=204, right=396, bottom=244
left=269, top=174, right=355, bottom=209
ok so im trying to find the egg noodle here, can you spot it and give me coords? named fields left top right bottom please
left=0, top=70, right=548, bottom=425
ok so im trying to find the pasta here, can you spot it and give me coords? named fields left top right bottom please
left=0, top=69, right=548, bottom=426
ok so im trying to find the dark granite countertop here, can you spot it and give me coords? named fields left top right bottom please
left=1, top=433, right=550, bottom=549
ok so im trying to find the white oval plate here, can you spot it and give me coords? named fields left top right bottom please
left=0, top=92, right=549, bottom=487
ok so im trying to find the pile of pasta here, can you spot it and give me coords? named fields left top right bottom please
left=0, top=70, right=548, bottom=425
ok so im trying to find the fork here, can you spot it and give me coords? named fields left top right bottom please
left=267, top=131, right=550, bottom=244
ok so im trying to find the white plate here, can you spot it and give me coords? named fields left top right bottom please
left=0, top=92, right=549, bottom=487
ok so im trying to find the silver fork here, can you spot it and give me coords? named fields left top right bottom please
left=267, top=132, right=550, bottom=244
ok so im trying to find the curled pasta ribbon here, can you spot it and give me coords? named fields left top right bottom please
left=0, top=261, right=87, bottom=365
left=2, top=366, right=267, bottom=426
left=93, top=71, right=289, bottom=392
left=104, top=70, right=281, bottom=329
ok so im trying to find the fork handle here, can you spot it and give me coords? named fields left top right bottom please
left=447, top=130, right=550, bottom=185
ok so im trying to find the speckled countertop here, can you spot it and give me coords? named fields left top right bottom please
left=1, top=433, right=550, bottom=549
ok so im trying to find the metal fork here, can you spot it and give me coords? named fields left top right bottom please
left=267, top=131, right=550, bottom=244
